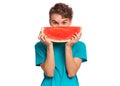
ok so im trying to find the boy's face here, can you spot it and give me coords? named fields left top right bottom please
left=49, top=14, right=72, bottom=27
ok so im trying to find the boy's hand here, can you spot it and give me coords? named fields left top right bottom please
left=38, top=31, right=53, bottom=46
left=66, top=33, right=82, bottom=46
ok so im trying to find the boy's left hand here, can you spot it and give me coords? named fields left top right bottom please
left=66, top=33, right=82, bottom=46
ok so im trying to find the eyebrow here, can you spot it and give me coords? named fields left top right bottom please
left=51, top=19, right=68, bottom=23
left=62, top=18, right=68, bottom=22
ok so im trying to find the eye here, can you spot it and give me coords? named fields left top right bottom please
left=52, top=21, right=58, bottom=25
left=62, top=21, right=67, bottom=24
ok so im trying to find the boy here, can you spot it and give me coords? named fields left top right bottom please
left=35, top=3, right=87, bottom=86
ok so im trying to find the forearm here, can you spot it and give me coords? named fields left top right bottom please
left=41, top=44, right=55, bottom=77
left=65, top=45, right=79, bottom=77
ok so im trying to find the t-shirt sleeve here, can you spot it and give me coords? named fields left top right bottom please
left=34, top=42, right=46, bottom=66
left=73, top=41, right=87, bottom=62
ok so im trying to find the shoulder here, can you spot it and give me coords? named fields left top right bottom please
left=35, top=41, right=46, bottom=49
left=73, top=41, right=87, bottom=62
left=73, top=41, right=86, bottom=48
left=76, top=41, right=86, bottom=45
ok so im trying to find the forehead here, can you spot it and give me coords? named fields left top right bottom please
left=50, top=14, right=70, bottom=22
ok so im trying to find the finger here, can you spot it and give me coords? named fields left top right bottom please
left=38, top=35, right=45, bottom=42
left=72, top=34, right=77, bottom=39
left=39, top=31, right=42, bottom=35
left=78, top=32, right=82, bottom=39
left=71, top=34, right=80, bottom=42
left=44, top=35, right=48, bottom=41
left=75, top=33, right=80, bottom=38
left=38, top=34, right=42, bottom=40
left=71, top=36, right=76, bottom=41
left=42, top=35, right=46, bottom=42
left=38, top=31, right=42, bottom=39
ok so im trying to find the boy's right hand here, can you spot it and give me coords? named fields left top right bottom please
left=38, top=31, right=53, bottom=46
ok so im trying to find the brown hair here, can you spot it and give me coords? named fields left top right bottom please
left=49, top=3, right=73, bottom=20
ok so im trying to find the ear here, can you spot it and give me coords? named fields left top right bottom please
left=49, top=19, right=52, bottom=26
left=69, top=19, right=72, bottom=25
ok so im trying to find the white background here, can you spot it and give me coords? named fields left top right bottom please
left=0, top=0, right=120, bottom=86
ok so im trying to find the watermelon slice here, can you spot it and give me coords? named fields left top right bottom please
left=41, top=26, right=82, bottom=42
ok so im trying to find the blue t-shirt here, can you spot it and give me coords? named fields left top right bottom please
left=35, top=41, right=87, bottom=86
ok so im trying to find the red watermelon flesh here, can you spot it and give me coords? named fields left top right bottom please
left=41, top=26, right=81, bottom=42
